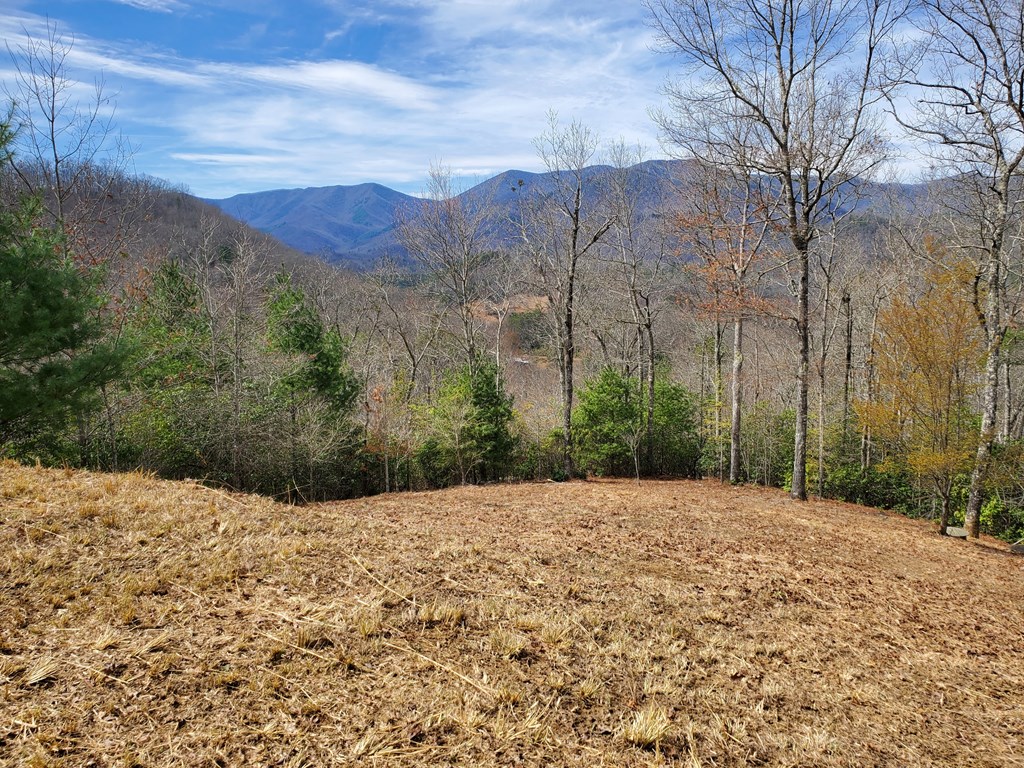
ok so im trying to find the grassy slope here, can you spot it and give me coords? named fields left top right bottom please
left=1, top=461, right=1022, bottom=767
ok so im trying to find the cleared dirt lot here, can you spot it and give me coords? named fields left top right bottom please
left=2, top=462, right=1022, bottom=766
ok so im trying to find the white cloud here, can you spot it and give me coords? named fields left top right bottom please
left=109, top=0, right=188, bottom=12
left=210, top=60, right=439, bottom=109
left=71, top=47, right=210, bottom=88
left=3, top=0, right=677, bottom=197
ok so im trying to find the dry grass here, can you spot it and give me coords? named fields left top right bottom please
left=2, top=460, right=1023, bottom=766
left=621, top=703, right=673, bottom=750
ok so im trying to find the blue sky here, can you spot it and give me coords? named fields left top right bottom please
left=0, top=0, right=674, bottom=198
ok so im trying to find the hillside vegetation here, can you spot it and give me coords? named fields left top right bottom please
left=2, top=462, right=1022, bottom=766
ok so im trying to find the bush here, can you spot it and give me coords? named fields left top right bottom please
left=649, top=380, right=700, bottom=477
left=980, top=497, right=1024, bottom=543
left=827, top=462, right=925, bottom=515
left=573, top=368, right=642, bottom=476
left=414, top=362, right=518, bottom=487
left=572, top=368, right=699, bottom=478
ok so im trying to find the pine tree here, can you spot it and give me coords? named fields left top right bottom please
left=0, top=121, right=124, bottom=447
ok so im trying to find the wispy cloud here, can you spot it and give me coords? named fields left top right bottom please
left=213, top=60, right=439, bottom=109
left=3, top=0, right=676, bottom=197
left=109, top=0, right=187, bottom=12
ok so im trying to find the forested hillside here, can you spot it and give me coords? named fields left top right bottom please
left=4, top=0, right=1024, bottom=549
left=210, top=182, right=422, bottom=266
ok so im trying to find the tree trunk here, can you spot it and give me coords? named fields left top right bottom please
left=714, top=319, right=725, bottom=481
left=729, top=314, right=743, bottom=484
left=861, top=302, right=880, bottom=472
left=965, top=247, right=1004, bottom=539
left=645, top=311, right=656, bottom=474
left=965, top=330, right=1001, bottom=538
left=561, top=311, right=576, bottom=478
left=841, top=293, right=854, bottom=451
left=1000, top=358, right=1011, bottom=442
left=817, top=364, right=827, bottom=499
left=792, top=245, right=810, bottom=501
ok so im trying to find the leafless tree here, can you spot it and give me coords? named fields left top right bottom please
left=4, top=21, right=144, bottom=271
left=648, top=0, right=905, bottom=499
left=396, top=163, right=495, bottom=373
left=682, top=155, right=781, bottom=484
left=517, top=113, right=615, bottom=476
left=362, top=257, right=445, bottom=401
left=603, top=141, right=674, bottom=470
left=481, top=247, right=529, bottom=375
left=891, top=0, right=1024, bottom=537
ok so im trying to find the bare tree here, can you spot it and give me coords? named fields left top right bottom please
left=811, top=230, right=861, bottom=496
left=648, top=0, right=904, bottom=499
left=517, top=113, right=615, bottom=476
left=4, top=21, right=142, bottom=270
left=396, top=163, right=494, bottom=373
left=604, top=141, right=674, bottom=472
left=891, top=0, right=1024, bottom=537
left=681, top=156, right=781, bottom=484
left=362, top=256, right=445, bottom=401
left=481, top=247, right=529, bottom=375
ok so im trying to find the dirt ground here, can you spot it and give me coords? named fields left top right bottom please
left=2, top=461, right=1023, bottom=766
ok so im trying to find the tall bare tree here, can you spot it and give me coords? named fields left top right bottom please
left=892, top=0, right=1024, bottom=537
left=518, top=113, right=615, bottom=476
left=682, top=156, right=780, bottom=483
left=604, top=141, right=674, bottom=471
left=396, top=163, right=494, bottom=373
left=648, top=0, right=904, bottom=499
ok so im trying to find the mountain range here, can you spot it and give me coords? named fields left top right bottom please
left=206, top=160, right=690, bottom=269
left=207, top=160, right=903, bottom=270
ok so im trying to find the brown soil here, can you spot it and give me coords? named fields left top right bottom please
left=2, top=461, right=1022, bottom=766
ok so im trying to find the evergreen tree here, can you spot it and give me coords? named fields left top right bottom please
left=466, top=362, right=517, bottom=482
left=414, top=362, right=517, bottom=486
left=0, top=121, right=124, bottom=447
left=267, top=273, right=359, bottom=414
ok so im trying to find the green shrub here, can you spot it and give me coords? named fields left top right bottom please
left=980, top=497, right=1024, bottom=543
left=572, top=368, right=699, bottom=478
left=413, top=362, right=518, bottom=487
left=649, top=380, right=700, bottom=477
left=827, top=462, right=925, bottom=515
left=573, top=368, right=642, bottom=476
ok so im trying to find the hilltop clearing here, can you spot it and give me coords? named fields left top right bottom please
left=1, top=463, right=1022, bottom=766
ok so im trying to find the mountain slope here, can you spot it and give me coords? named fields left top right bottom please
left=207, top=160, right=913, bottom=270
left=206, top=161, right=696, bottom=267
left=140, top=186, right=325, bottom=273
left=211, top=182, right=423, bottom=263
left=2, top=462, right=1022, bottom=766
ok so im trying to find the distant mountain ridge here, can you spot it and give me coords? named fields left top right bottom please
left=206, top=160, right=695, bottom=269
left=207, top=160, right=905, bottom=269
left=210, top=182, right=423, bottom=264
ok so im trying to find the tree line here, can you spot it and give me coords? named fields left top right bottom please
left=3, top=0, right=1024, bottom=545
